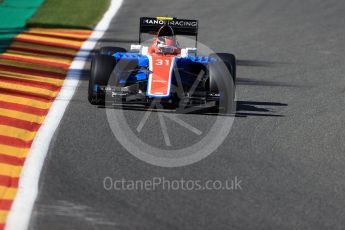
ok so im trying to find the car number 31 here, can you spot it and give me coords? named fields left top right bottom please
left=155, top=59, right=170, bottom=66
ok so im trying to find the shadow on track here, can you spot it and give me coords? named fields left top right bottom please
left=236, top=59, right=290, bottom=67
left=235, top=100, right=287, bottom=117
left=97, top=100, right=287, bottom=118
left=237, top=77, right=302, bottom=88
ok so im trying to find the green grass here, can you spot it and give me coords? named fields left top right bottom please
left=27, top=0, right=110, bottom=29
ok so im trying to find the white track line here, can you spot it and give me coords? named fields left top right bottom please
left=5, top=1, right=123, bottom=229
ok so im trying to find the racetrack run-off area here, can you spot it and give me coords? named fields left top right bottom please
left=26, top=0, right=110, bottom=29
left=0, top=0, right=44, bottom=52
left=0, top=0, right=113, bottom=228
left=0, top=28, right=91, bottom=230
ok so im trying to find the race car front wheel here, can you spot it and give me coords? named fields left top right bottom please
left=88, top=54, right=115, bottom=105
left=208, top=53, right=236, bottom=114
left=209, top=53, right=236, bottom=83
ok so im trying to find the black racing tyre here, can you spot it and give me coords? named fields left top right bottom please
left=210, top=53, right=236, bottom=82
left=88, top=54, right=115, bottom=105
left=99, top=46, right=127, bottom=55
left=208, top=53, right=236, bottom=114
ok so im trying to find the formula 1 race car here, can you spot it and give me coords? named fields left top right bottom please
left=88, top=17, right=236, bottom=113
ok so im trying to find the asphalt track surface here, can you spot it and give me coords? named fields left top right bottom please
left=29, top=0, right=345, bottom=229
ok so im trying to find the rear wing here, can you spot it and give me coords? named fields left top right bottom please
left=139, top=17, right=199, bottom=46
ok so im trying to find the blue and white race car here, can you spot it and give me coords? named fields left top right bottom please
left=88, top=17, right=236, bottom=113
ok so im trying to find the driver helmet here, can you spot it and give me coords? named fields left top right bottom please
left=155, top=25, right=179, bottom=54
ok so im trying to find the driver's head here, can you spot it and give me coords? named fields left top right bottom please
left=155, top=25, right=179, bottom=54
left=157, top=36, right=177, bottom=47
